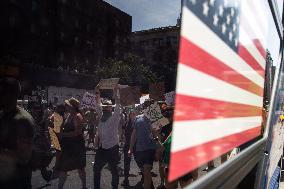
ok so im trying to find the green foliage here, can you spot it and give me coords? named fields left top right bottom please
left=96, top=53, right=160, bottom=86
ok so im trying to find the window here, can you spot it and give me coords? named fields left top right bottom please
left=159, top=38, right=164, bottom=46
left=41, top=17, right=48, bottom=27
left=115, top=36, right=119, bottom=43
left=75, top=19, right=79, bottom=28
left=86, top=24, right=91, bottom=32
left=60, top=12, right=65, bottom=22
left=60, top=52, right=65, bottom=61
left=74, top=37, right=79, bottom=44
left=9, top=15, right=17, bottom=27
left=31, top=24, right=36, bottom=33
left=32, top=0, right=38, bottom=11
left=152, top=38, right=159, bottom=46
left=74, top=56, right=77, bottom=64
left=75, top=1, right=80, bottom=9
left=87, top=41, right=93, bottom=49
left=60, top=32, right=65, bottom=40
left=171, top=36, right=177, bottom=45
left=115, top=19, right=120, bottom=27
left=166, top=36, right=171, bottom=45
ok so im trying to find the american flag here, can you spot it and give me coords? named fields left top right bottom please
left=169, top=0, right=268, bottom=181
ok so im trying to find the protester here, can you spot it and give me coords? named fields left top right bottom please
left=162, top=133, right=195, bottom=189
left=157, top=106, right=174, bottom=189
left=57, top=98, right=86, bottom=189
left=0, top=77, right=35, bottom=189
left=32, top=102, right=54, bottom=182
left=84, top=108, right=98, bottom=148
left=122, top=109, right=136, bottom=187
left=128, top=99, right=158, bottom=189
left=48, top=104, right=65, bottom=178
left=93, top=86, right=122, bottom=189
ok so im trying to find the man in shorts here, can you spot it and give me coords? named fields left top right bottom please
left=93, top=86, right=122, bottom=189
left=128, top=100, right=157, bottom=189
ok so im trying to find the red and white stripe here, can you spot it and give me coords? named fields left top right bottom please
left=169, top=1, right=267, bottom=181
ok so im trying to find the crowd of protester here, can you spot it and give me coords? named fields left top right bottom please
left=0, top=76, right=202, bottom=189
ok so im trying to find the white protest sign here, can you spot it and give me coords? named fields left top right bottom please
left=98, top=78, right=120, bottom=89
left=143, top=102, right=169, bottom=130
left=164, top=91, right=175, bottom=106
left=81, top=92, right=98, bottom=109
left=140, top=94, right=149, bottom=104
left=47, top=86, right=96, bottom=104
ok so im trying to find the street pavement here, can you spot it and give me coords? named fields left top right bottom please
left=32, top=148, right=162, bottom=189
left=31, top=147, right=228, bottom=189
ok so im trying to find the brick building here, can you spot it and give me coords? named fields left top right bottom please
left=130, top=25, right=180, bottom=90
left=0, top=0, right=132, bottom=74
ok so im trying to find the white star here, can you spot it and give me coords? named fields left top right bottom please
left=209, top=0, right=215, bottom=6
left=213, top=14, right=219, bottom=26
left=219, top=6, right=224, bottom=16
left=203, top=2, right=209, bottom=16
left=229, top=32, right=233, bottom=41
left=231, top=8, right=235, bottom=16
left=226, top=15, right=231, bottom=25
left=236, top=16, right=240, bottom=24
left=233, top=24, right=237, bottom=32
left=224, top=0, right=228, bottom=7
left=234, top=38, right=238, bottom=46
left=190, top=0, right=196, bottom=4
left=235, top=0, right=239, bottom=7
left=222, top=23, right=226, bottom=34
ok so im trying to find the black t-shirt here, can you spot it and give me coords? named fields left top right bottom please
left=0, top=106, right=35, bottom=189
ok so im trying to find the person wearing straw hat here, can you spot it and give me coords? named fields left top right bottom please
left=93, top=85, right=122, bottom=189
left=57, top=97, right=87, bottom=189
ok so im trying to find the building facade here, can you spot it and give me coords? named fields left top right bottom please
left=0, top=0, right=132, bottom=74
left=130, top=26, right=180, bottom=90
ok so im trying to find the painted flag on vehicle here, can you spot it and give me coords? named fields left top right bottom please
left=169, top=0, right=269, bottom=181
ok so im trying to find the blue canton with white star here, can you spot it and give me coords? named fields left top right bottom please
left=184, top=0, right=240, bottom=51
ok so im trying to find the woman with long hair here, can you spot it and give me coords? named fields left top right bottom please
left=57, top=98, right=86, bottom=189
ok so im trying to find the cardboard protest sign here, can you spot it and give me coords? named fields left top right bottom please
left=120, top=86, right=141, bottom=106
left=149, top=82, right=165, bottom=101
left=48, top=127, right=61, bottom=151
left=98, top=78, right=119, bottom=89
left=118, top=84, right=129, bottom=89
left=164, top=91, right=175, bottom=106
left=143, top=102, right=169, bottom=130
left=81, top=92, right=98, bottom=109
left=53, top=112, right=63, bottom=133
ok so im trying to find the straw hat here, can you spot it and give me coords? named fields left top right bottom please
left=64, top=97, right=80, bottom=109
